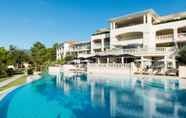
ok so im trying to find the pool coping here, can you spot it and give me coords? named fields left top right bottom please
left=0, top=75, right=41, bottom=101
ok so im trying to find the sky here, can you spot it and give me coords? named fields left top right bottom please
left=0, top=0, right=186, bottom=49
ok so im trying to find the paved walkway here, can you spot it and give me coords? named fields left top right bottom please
left=0, top=74, right=24, bottom=88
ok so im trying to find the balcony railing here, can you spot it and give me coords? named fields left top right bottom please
left=115, top=22, right=143, bottom=29
left=78, top=53, right=93, bottom=58
left=88, top=63, right=131, bottom=68
left=73, top=47, right=90, bottom=52
left=178, top=33, right=186, bottom=38
left=92, top=44, right=102, bottom=49
left=156, top=34, right=174, bottom=40
left=94, top=47, right=176, bottom=56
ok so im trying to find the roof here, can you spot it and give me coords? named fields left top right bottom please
left=76, top=41, right=90, bottom=44
left=154, top=11, right=186, bottom=24
left=63, top=40, right=78, bottom=44
left=92, top=28, right=110, bottom=36
left=109, top=9, right=158, bottom=22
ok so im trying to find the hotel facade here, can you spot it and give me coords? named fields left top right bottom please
left=56, top=9, right=186, bottom=72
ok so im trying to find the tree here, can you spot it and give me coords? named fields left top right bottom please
left=51, top=43, right=59, bottom=61
left=31, top=42, right=47, bottom=71
left=0, top=47, right=9, bottom=77
left=7, top=45, right=31, bottom=66
left=64, top=52, right=76, bottom=63
left=176, top=46, right=186, bottom=65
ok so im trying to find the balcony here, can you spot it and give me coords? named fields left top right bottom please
left=114, top=16, right=144, bottom=29
left=156, top=34, right=174, bottom=44
left=78, top=53, right=93, bottom=58
left=94, top=47, right=176, bottom=57
left=92, top=44, right=102, bottom=49
left=113, top=39, right=143, bottom=47
left=177, top=33, right=186, bottom=42
left=73, top=47, right=90, bottom=52
left=113, top=32, right=143, bottom=46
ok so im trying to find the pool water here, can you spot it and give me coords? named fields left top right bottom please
left=0, top=73, right=186, bottom=118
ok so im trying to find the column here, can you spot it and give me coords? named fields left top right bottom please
left=101, top=39, right=104, bottom=52
left=121, top=57, right=124, bottom=64
left=143, top=15, right=146, bottom=24
left=147, top=14, right=152, bottom=24
left=173, top=28, right=178, bottom=48
left=91, top=40, right=94, bottom=54
left=107, top=57, right=110, bottom=64
left=141, top=56, right=144, bottom=69
left=172, top=56, right=176, bottom=69
left=97, top=58, right=100, bottom=64
left=174, top=28, right=178, bottom=40
left=111, top=22, right=116, bottom=29
left=164, top=56, right=168, bottom=71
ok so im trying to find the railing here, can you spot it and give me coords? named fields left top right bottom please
left=178, top=33, right=186, bottom=38
left=89, top=63, right=131, bottom=68
left=94, top=47, right=176, bottom=56
left=116, top=38, right=143, bottom=46
left=156, top=34, right=174, bottom=40
left=115, top=23, right=143, bottom=29
left=87, top=63, right=132, bottom=75
left=92, top=44, right=102, bottom=49
left=73, top=47, right=90, bottom=52
left=78, top=53, right=93, bottom=58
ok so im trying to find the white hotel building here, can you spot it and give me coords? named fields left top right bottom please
left=57, top=9, right=186, bottom=71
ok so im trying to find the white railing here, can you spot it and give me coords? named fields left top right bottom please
left=115, top=23, right=143, bottom=29
left=92, top=44, right=102, bottom=49
left=156, top=34, right=174, bottom=40
left=89, top=63, right=131, bottom=68
left=116, top=39, right=143, bottom=46
left=178, top=33, right=186, bottom=38
left=94, top=47, right=176, bottom=56
left=78, top=53, right=93, bottom=58
left=73, top=48, right=90, bottom=52
left=87, top=63, right=132, bottom=75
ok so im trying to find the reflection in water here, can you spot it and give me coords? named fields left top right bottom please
left=55, top=73, right=186, bottom=118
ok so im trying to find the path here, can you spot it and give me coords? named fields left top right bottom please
left=0, top=74, right=24, bottom=88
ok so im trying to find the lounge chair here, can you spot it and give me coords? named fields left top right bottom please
left=152, top=69, right=159, bottom=75
left=156, top=69, right=165, bottom=75
left=143, top=68, right=153, bottom=75
left=165, top=69, right=178, bottom=76
left=134, top=68, right=143, bottom=74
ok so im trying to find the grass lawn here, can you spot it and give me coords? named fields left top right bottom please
left=0, top=76, right=27, bottom=92
left=0, top=77, right=10, bottom=82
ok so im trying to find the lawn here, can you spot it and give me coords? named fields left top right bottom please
left=0, top=76, right=27, bottom=92
left=0, top=77, right=10, bottom=82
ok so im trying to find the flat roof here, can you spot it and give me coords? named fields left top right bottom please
left=92, top=28, right=110, bottom=36
left=109, top=9, right=158, bottom=22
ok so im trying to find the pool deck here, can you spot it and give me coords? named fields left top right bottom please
left=0, top=74, right=41, bottom=101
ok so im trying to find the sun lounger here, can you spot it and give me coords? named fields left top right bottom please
left=134, top=68, right=143, bottom=74
left=143, top=69, right=153, bottom=75
left=165, top=69, right=178, bottom=76
left=156, top=69, right=165, bottom=75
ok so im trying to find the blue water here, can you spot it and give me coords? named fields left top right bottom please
left=0, top=73, right=186, bottom=118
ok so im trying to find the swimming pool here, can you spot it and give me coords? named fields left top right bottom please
left=0, top=73, right=186, bottom=118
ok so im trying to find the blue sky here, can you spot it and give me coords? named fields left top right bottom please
left=0, top=0, right=186, bottom=49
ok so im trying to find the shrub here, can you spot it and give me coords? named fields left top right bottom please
left=27, top=68, right=33, bottom=75
left=176, top=46, right=186, bottom=65
left=6, top=68, right=15, bottom=76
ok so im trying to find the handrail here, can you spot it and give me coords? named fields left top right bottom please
left=156, top=34, right=173, bottom=40
left=94, top=47, right=175, bottom=56
left=88, top=63, right=131, bottom=68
